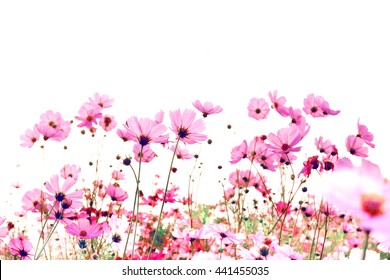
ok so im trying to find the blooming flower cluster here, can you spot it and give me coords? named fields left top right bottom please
left=1, top=91, right=388, bottom=261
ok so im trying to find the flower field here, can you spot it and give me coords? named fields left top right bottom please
left=1, top=91, right=389, bottom=260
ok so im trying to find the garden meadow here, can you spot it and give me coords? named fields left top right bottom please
left=1, top=91, right=389, bottom=261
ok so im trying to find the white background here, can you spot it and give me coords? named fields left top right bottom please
left=1, top=1, right=390, bottom=218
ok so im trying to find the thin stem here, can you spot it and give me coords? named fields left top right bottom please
left=362, top=230, right=370, bottom=260
left=35, top=219, right=60, bottom=260
left=148, top=138, right=180, bottom=259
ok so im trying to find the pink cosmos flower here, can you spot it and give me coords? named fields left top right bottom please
left=170, top=144, right=193, bottom=160
left=205, top=224, right=244, bottom=245
left=247, top=136, right=265, bottom=162
left=268, top=91, right=289, bottom=117
left=154, top=110, right=164, bottom=124
left=345, top=135, right=368, bottom=157
left=8, top=237, right=33, bottom=260
left=357, top=119, right=375, bottom=148
left=133, top=143, right=156, bottom=162
left=112, top=170, right=125, bottom=181
left=44, top=175, right=83, bottom=209
left=271, top=244, right=304, bottom=260
left=315, top=136, right=335, bottom=155
left=0, top=217, right=8, bottom=244
left=230, top=140, right=248, bottom=164
left=169, top=109, right=207, bottom=144
left=105, top=185, right=129, bottom=202
left=323, top=159, right=390, bottom=240
left=22, top=189, right=48, bottom=213
left=89, top=92, right=114, bottom=109
left=229, top=170, right=256, bottom=188
left=192, top=100, right=223, bottom=117
left=247, top=97, right=270, bottom=120
left=65, top=218, right=103, bottom=239
left=171, top=226, right=210, bottom=242
left=255, top=148, right=278, bottom=171
left=266, top=126, right=302, bottom=154
left=124, top=116, right=169, bottom=146
left=303, top=93, right=339, bottom=117
left=288, top=107, right=306, bottom=125
left=37, top=110, right=71, bottom=141
left=116, top=127, right=133, bottom=142
left=99, top=114, right=117, bottom=132
left=74, top=102, right=102, bottom=129
left=60, top=164, right=81, bottom=181
left=20, top=124, right=40, bottom=148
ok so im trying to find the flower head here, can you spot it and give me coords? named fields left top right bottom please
left=192, top=100, right=223, bottom=117
left=169, top=109, right=207, bottom=144
left=65, top=218, right=104, bottom=239
left=266, top=126, right=302, bottom=154
left=124, top=116, right=169, bottom=146
left=247, top=97, right=270, bottom=120
left=8, top=237, right=33, bottom=260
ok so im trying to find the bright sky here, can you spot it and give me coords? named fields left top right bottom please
left=1, top=1, right=389, bottom=219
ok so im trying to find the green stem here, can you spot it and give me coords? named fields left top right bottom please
left=33, top=202, right=56, bottom=260
left=148, top=138, right=180, bottom=259
left=34, top=219, right=60, bottom=260
left=123, top=147, right=143, bottom=259
left=362, top=230, right=370, bottom=260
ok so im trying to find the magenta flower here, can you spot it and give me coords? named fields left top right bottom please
left=99, top=114, right=117, bottom=132
left=65, top=218, right=103, bottom=239
left=229, top=170, right=256, bottom=188
left=266, top=126, right=302, bottom=154
left=169, top=109, right=207, bottom=144
left=20, top=124, right=40, bottom=148
left=288, top=107, right=306, bottom=125
left=357, top=119, right=375, bottom=148
left=192, top=100, right=223, bottom=117
left=37, top=110, right=71, bottom=141
left=315, top=136, right=335, bottom=155
left=124, top=116, right=169, bottom=146
left=74, top=102, right=102, bottom=129
left=247, top=136, right=266, bottom=162
left=8, top=237, right=33, bottom=260
left=298, top=155, right=324, bottom=177
left=323, top=159, right=390, bottom=240
left=345, top=135, right=368, bottom=157
left=268, top=91, right=289, bottom=117
left=247, top=97, right=270, bottom=120
left=105, top=185, right=129, bottom=202
left=116, top=127, right=133, bottom=142
left=89, top=92, right=114, bottom=109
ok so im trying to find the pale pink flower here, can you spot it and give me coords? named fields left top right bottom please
left=37, top=110, right=71, bottom=141
left=154, top=110, right=165, bottom=124
left=192, top=100, right=223, bottom=117
left=229, top=170, right=256, bottom=188
left=230, top=140, right=248, bottom=164
left=22, top=189, right=48, bottom=213
left=89, top=92, right=114, bottom=109
left=288, top=107, right=306, bottom=125
left=105, top=185, right=128, bottom=202
left=271, top=244, right=304, bottom=260
left=345, top=135, right=368, bottom=157
left=60, top=164, right=81, bottom=181
left=247, top=97, right=270, bottom=120
left=0, top=217, right=8, bottom=244
left=99, top=114, right=117, bottom=132
left=268, top=90, right=289, bottom=117
left=44, top=175, right=83, bottom=209
left=133, top=143, right=156, bottom=162
left=65, top=218, right=104, bottom=239
left=315, top=136, right=335, bottom=155
left=8, top=237, right=33, bottom=260
left=170, top=144, right=193, bottom=160
left=124, top=116, right=169, bottom=146
left=205, top=224, right=244, bottom=245
left=20, top=124, right=40, bottom=148
left=357, top=119, right=375, bottom=148
left=323, top=159, right=390, bottom=240
left=303, top=93, right=339, bottom=117
left=169, top=109, right=207, bottom=144
left=266, top=126, right=302, bottom=154
left=116, top=127, right=133, bottom=142
left=111, top=170, right=125, bottom=181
